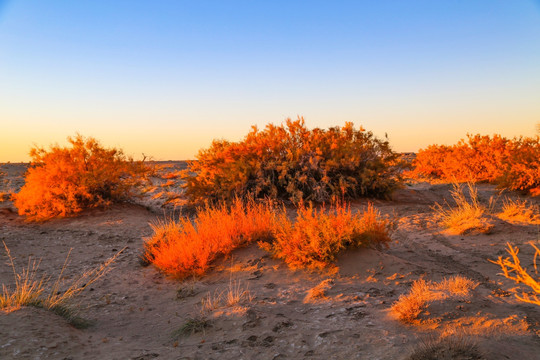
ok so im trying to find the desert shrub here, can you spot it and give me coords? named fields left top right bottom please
left=304, top=279, right=334, bottom=303
left=262, top=202, right=392, bottom=270
left=408, top=335, right=484, bottom=360
left=0, top=242, right=122, bottom=327
left=13, top=135, right=150, bottom=221
left=497, top=137, right=540, bottom=196
left=391, top=276, right=478, bottom=323
left=497, top=198, right=540, bottom=225
left=490, top=242, right=540, bottom=306
left=409, top=134, right=540, bottom=196
left=182, top=118, right=403, bottom=205
left=432, top=183, right=494, bottom=235
left=143, top=199, right=276, bottom=279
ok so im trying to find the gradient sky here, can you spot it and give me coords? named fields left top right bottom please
left=1, top=1, right=539, bottom=162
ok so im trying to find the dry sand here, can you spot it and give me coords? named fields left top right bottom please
left=0, top=163, right=539, bottom=359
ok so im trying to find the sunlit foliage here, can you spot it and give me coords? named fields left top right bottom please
left=490, top=242, right=540, bottom=306
left=409, top=134, right=540, bottom=196
left=13, top=135, right=150, bottom=221
left=143, top=199, right=276, bottom=279
left=182, top=118, right=403, bottom=205
left=262, top=202, right=392, bottom=270
left=391, top=276, right=478, bottom=323
left=432, top=183, right=494, bottom=235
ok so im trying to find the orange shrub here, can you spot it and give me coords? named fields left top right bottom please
left=182, top=118, right=403, bottom=205
left=143, top=199, right=276, bottom=279
left=409, top=134, right=540, bottom=196
left=13, top=135, right=150, bottom=221
left=262, top=202, right=392, bottom=270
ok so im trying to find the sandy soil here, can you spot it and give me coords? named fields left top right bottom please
left=0, top=163, right=539, bottom=359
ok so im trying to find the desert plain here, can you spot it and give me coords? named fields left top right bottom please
left=0, top=162, right=539, bottom=360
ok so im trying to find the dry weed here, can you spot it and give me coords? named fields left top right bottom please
left=0, top=242, right=122, bottom=326
left=432, top=183, right=494, bottom=235
left=200, top=279, right=252, bottom=313
left=408, top=334, right=484, bottom=360
left=304, top=279, right=334, bottom=303
left=497, top=198, right=540, bottom=225
left=391, top=276, right=478, bottom=323
left=490, top=242, right=540, bottom=306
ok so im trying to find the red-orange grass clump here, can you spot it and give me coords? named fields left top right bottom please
left=143, top=199, right=275, bottom=279
left=14, top=135, right=150, bottom=221
left=263, top=202, right=392, bottom=270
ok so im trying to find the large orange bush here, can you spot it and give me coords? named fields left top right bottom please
left=409, top=134, right=540, bottom=195
left=182, top=118, right=403, bottom=205
left=14, top=135, right=150, bottom=221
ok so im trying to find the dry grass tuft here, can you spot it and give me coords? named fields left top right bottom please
left=408, top=335, right=484, bottom=360
left=391, top=276, right=478, bottom=323
left=0, top=242, right=122, bottom=327
left=263, top=202, right=392, bottom=270
left=173, top=316, right=212, bottom=338
left=432, top=183, right=494, bottom=235
left=143, top=198, right=275, bottom=279
left=304, top=279, right=334, bottom=303
left=200, top=279, right=253, bottom=313
left=497, top=198, right=540, bottom=225
left=490, top=242, right=540, bottom=306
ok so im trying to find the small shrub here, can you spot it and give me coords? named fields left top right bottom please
left=262, top=202, right=392, bottom=270
left=497, top=198, right=540, bottom=225
left=143, top=199, right=276, bottom=279
left=173, top=316, right=212, bottom=338
left=200, top=279, right=252, bottom=312
left=182, top=118, right=403, bottom=205
left=0, top=242, right=121, bottom=327
left=13, top=135, right=151, bottom=221
left=432, top=183, right=494, bottom=235
left=304, top=279, right=334, bottom=303
left=408, top=335, right=484, bottom=360
left=490, top=242, right=540, bottom=306
left=391, top=276, right=478, bottom=323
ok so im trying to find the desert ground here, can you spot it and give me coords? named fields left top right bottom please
left=1, top=162, right=539, bottom=360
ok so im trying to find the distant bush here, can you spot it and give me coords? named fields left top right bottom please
left=14, top=135, right=150, bottom=221
left=261, top=202, right=392, bottom=270
left=409, top=134, right=540, bottom=196
left=182, top=118, right=403, bottom=205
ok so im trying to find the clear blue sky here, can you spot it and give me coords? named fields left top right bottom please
left=1, top=1, right=539, bottom=161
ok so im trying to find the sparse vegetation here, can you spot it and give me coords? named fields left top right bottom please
left=173, top=316, right=212, bottom=338
left=0, top=242, right=122, bottom=327
left=432, top=183, right=494, bottom=235
left=408, top=335, right=484, bottom=360
left=497, top=198, right=540, bottom=225
left=143, top=199, right=276, bottom=279
left=304, top=279, right=334, bottom=303
left=408, top=134, right=540, bottom=196
left=262, top=202, right=392, bottom=270
left=200, top=279, right=253, bottom=313
left=391, top=276, right=478, bottom=323
left=182, top=118, right=403, bottom=205
left=490, top=242, right=540, bottom=306
left=13, top=135, right=151, bottom=221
